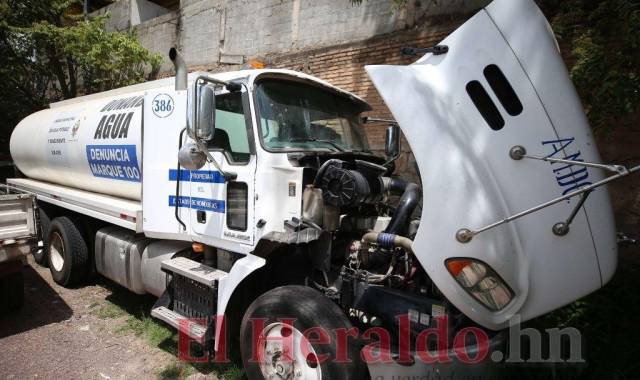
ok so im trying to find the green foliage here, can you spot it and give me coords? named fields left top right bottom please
left=22, top=15, right=162, bottom=95
left=540, top=0, right=640, bottom=131
left=0, top=0, right=162, bottom=155
left=353, top=0, right=639, bottom=132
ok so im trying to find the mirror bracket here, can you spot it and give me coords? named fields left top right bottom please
left=188, top=75, right=240, bottom=182
left=195, top=140, right=237, bottom=181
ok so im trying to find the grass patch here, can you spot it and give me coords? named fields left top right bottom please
left=157, top=360, right=244, bottom=380
left=116, top=311, right=175, bottom=347
left=220, top=365, right=245, bottom=380
left=157, top=361, right=183, bottom=379
left=90, top=300, right=127, bottom=319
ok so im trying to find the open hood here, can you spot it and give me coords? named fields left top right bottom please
left=366, top=0, right=617, bottom=330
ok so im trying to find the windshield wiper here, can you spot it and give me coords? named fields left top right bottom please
left=288, top=137, right=347, bottom=152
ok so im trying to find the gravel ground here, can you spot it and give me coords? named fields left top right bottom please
left=0, top=257, right=226, bottom=380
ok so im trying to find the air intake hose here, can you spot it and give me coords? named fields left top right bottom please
left=383, top=177, right=421, bottom=236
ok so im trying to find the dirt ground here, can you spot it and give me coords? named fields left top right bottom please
left=0, top=256, right=236, bottom=380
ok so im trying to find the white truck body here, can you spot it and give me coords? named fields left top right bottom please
left=0, top=185, right=39, bottom=312
left=0, top=186, right=38, bottom=260
left=6, top=0, right=623, bottom=376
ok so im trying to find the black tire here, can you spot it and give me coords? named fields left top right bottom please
left=47, top=216, right=89, bottom=287
left=33, top=207, right=52, bottom=266
left=240, top=286, right=365, bottom=380
left=0, top=271, right=24, bottom=313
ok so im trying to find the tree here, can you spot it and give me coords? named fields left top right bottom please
left=538, top=0, right=640, bottom=132
left=0, top=0, right=162, bottom=156
left=352, top=0, right=639, bottom=132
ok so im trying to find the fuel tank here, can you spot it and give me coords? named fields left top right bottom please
left=366, top=0, right=617, bottom=329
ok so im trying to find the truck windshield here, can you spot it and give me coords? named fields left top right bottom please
left=255, top=79, right=370, bottom=152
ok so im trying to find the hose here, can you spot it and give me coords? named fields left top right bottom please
left=382, top=177, right=421, bottom=235
left=361, top=231, right=413, bottom=254
left=174, top=128, right=187, bottom=231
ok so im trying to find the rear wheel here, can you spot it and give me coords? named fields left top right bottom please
left=0, top=271, right=24, bottom=313
left=240, top=286, right=365, bottom=380
left=33, top=207, right=51, bottom=266
left=48, top=216, right=89, bottom=287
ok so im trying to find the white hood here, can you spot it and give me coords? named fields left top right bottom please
left=366, top=0, right=616, bottom=329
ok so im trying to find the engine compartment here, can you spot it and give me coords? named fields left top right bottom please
left=286, top=154, right=473, bottom=347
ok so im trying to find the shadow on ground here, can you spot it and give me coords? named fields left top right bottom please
left=0, top=265, right=73, bottom=338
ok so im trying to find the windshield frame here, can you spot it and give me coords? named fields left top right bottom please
left=251, top=75, right=372, bottom=154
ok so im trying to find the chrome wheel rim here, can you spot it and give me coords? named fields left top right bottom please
left=49, top=232, right=65, bottom=272
left=258, top=322, right=322, bottom=380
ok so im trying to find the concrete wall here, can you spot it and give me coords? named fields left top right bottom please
left=94, top=0, right=171, bottom=30
left=131, top=0, right=171, bottom=25
left=135, top=12, right=178, bottom=72
left=93, top=0, right=132, bottom=31
left=95, top=0, right=489, bottom=68
left=91, top=0, right=489, bottom=181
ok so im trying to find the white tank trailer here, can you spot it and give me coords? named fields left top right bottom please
left=11, top=91, right=145, bottom=200
left=7, top=0, right=639, bottom=378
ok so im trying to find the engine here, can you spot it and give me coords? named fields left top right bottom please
left=299, top=158, right=451, bottom=339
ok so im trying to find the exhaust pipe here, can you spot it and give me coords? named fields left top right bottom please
left=169, top=47, right=187, bottom=91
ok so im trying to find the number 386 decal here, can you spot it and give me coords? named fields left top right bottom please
left=152, top=93, right=174, bottom=118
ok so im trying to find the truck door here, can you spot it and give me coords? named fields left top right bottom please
left=187, top=89, right=257, bottom=249
left=143, top=87, right=192, bottom=239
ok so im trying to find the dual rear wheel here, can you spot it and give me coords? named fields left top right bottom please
left=36, top=210, right=89, bottom=287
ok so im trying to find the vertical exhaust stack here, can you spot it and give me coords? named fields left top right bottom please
left=169, top=48, right=187, bottom=91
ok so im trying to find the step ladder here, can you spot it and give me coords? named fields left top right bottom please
left=151, top=257, right=227, bottom=346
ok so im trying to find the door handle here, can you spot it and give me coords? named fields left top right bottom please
left=197, top=210, right=206, bottom=224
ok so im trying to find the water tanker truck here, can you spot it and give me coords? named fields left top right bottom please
left=7, top=0, right=639, bottom=378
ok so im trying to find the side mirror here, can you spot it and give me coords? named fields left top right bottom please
left=385, top=124, right=401, bottom=160
left=189, top=84, right=216, bottom=141
left=178, top=142, right=207, bottom=170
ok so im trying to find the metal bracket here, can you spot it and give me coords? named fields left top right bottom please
left=456, top=145, right=640, bottom=243
left=195, top=140, right=237, bottom=181
left=509, top=145, right=627, bottom=174
left=552, top=190, right=591, bottom=236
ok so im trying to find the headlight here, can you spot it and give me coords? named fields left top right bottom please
left=445, top=258, right=513, bottom=311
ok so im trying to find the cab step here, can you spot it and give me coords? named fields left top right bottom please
left=160, top=256, right=227, bottom=288
left=151, top=306, right=208, bottom=343
left=151, top=257, right=228, bottom=348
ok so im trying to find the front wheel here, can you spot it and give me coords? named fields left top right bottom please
left=240, top=286, right=365, bottom=380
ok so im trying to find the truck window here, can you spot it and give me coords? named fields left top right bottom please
left=208, top=92, right=251, bottom=164
left=255, top=79, right=370, bottom=152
